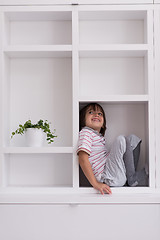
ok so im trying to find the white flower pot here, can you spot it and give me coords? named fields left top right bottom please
left=25, top=128, right=45, bottom=147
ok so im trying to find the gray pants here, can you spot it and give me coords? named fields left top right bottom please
left=101, top=135, right=127, bottom=187
left=123, top=134, right=148, bottom=186
left=101, top=134, right=148, bottom=187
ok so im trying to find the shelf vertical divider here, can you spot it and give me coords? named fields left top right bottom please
left=0, top=11, right=3, bottom=188
left=154, top=6, right=160, bottom=188
left=147, top=9, right=156, bottom=188
left=0, top=11, right=8, bottom=189
left=72, top=6, right=79, bottom=191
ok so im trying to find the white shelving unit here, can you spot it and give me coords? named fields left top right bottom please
left=0, top=4, right=157, bottom=195
left=1, top=3, right=160, bottom=240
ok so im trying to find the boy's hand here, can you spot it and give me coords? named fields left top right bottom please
left=93, top=182, right=112, bottom=195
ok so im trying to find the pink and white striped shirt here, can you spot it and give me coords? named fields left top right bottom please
left=77, top=127, right=108, bottom=181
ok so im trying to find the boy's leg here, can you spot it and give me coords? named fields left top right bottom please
left=123, top=135, right=148, bottom=186
left=127, top=134, right=141, bottom=170
left=133, top=142, right=141, bottom=171
left=101, top=135, right=127, bottom=187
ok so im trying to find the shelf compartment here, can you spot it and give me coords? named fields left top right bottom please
left=4, top=11, right=72, bottom=45
left=4, top=153, right=73, bottom=187
left=79, top=101, right=149, bottom=174
left=79, top=54, right=148, bottom=96
left=79, top=10, right=147, bottom=44
left=3, top=54, right=72, bottom=147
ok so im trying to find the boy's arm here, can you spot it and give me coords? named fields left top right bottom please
left=78, top=151, right=112, bottom=195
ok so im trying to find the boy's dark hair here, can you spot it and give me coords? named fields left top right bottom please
left=79, top=103, right=106, bottom=136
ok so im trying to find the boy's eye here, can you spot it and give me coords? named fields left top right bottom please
left=88, top=111, right=103, bottom=116
left=89, top=111, right=93, bottom=114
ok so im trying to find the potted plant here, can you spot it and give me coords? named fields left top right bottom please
left=11, top=119, right=57, bottom=147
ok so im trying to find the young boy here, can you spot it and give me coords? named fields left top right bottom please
left=77, top=103, right=148, bottom=195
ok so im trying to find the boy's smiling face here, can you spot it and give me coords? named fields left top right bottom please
left=85, top=106, right=104, bottom=133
